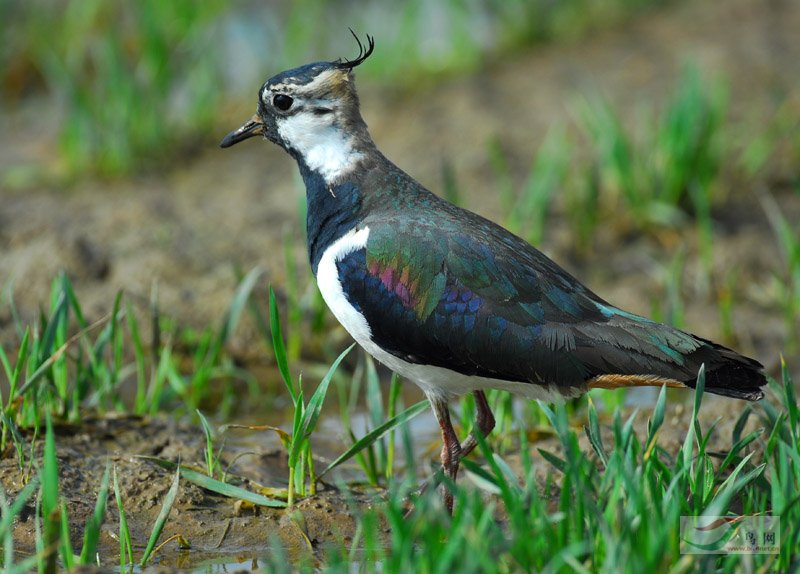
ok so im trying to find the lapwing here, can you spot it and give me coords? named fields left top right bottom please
left=221, top=34, right=766, bottom=512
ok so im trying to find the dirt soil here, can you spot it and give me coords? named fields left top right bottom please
left=2, top=415, right=371, bottom=571
left=1, top=393, right=768, bottom=572
left=1, top=0, right=799, bottom=571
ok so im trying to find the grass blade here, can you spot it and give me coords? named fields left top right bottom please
left=269, top=286, right=296, bottom=401
left=386, top=373, right=401, bottom=479
left=141, top=457, right=287, bottom=508
left=196, top=409, right=216, bottom=477
left=537, top=448, right=567, bottom=473
left=39, top=283, right=69, bottom=364
left=584, top=397, right=607, bottom=467
left=0, top=479, right=38, bottom=537
left=112, top=468, right=134, bottom=573
left=218, top=267, right=263, bottom=347
left=461, top=458, right=501, bottom=495
left=692, top=363, right=706, bottom=421
left=79, top=464, right=110, bottom=565
left=718, top=429, right=763, bottom=473
left=645, top=384, right=667, bottom=458
left=705, top=455, right=766, bottom=518
left=58, top=500, right=74, bottom=570
left=139, top=467, right=180, bottom=566
left=2, top=328, right=30, bottom=406
left=42, top=414, right=60, bottom=574
left=0, top=479, right=39, bottom=572
left=289, top=344, right=354, bottom=467
left=318, top=399, right=429, bottom=479
left=732, top=404, right=753, bottom=443
left=477, top=432, right=520, bottom=508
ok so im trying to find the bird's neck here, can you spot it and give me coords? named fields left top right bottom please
left=298, top=158, right=365, bottom=275
left=290, top=114, right=426, bottom=274
left=280, top=112, right=373, bottom=185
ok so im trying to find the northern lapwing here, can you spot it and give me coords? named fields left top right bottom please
left=221, top=34, right=766, bottom=512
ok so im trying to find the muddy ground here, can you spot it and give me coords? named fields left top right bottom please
left=1, top=0, right=799, bottom=570
left=1, top=394, right=769, bottom=571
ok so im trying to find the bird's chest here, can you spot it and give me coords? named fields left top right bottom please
left=314, top=226, right=422, bottom=377
left=315, top=226, right=374, bottom=345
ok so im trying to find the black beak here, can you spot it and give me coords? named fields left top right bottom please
left=220, top=114, right=264, bottom=148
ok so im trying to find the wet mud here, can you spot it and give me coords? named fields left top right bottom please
left=2, top=392, right=767, bottom=571
left=3, top=415, right=372, bottom=570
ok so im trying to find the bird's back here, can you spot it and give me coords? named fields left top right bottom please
left=342, top=155, right=766, bottom=401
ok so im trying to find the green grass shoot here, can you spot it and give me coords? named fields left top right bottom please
left=112, top=468, right=134, bottom=574
left=139, top=467, right=180, bottom=567
left=78, top=464, right=110, bottom=566
left=269, top=286, right=354, bottom=505
left=40, top=414, right=60, bottom=574
left=141, top=458, right=287, bottom=508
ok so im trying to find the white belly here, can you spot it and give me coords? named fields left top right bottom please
left=315, top=226, right=568, bottom=403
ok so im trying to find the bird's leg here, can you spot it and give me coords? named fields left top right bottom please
left=458, top=390, right=496, bottom=459
left=430, top=396, right=462, bottom=514
left=405, top=391, right=496, bottom=516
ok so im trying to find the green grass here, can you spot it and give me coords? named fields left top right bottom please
left=761, top=193, right=800, bottom=353
left=479, top=65, right=731, bottom=269
left=0, top=479, right=39, bottom=573
left=267, top=285, right=355, bottom=505
left=1, top=0, right=669, bottom=180
left=0, top=270, right=265, bottom=432
left=476, top=66, right=798, bottom=348
left=5, top=0, right=228, bottom=178
left=0, top=260, right=796, bottom=571
left=252, top=365, right=798, bottom=573
left=0, top=266, right=796, bottom=571
left=139, top=466, right=181, bottom=567
left=572, top=65, right=724, bottom=237
left=112, top=468, right=134, bottom=573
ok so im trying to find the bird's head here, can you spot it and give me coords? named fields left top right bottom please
left=221, top=33, right=375, bottom=182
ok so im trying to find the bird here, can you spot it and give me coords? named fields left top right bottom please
left=221, top=33, right=767, bottom=512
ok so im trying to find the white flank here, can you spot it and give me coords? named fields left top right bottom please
left=316, top=226, right=374, bottom=344
left=317, top=227, right=571, bottom=404
left=277, top=113, right=364, bottom=184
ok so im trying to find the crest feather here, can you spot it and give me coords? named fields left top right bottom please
left=334, top=30, right=375, bottom=71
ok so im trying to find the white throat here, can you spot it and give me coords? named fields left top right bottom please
left=277, top=114, right=364, bottom=184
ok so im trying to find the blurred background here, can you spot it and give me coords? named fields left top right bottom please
left=1, top=0, right=798, bottom=412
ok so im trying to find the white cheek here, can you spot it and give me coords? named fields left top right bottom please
left=277, top=114, right=363, bottom=183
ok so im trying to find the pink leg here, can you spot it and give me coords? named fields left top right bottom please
left=458, top=390, right=496, bottom=458
left=426, top=391, right=496, bottom=514
left=430, top=396, right=462, bottom=513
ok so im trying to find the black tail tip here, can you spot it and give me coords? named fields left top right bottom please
left=692, top=360, right=767, bottom=402
left=704, top=386, right=765, bottom=401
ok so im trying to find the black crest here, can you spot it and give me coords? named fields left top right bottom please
left=335, top=30, right=375, bottom=71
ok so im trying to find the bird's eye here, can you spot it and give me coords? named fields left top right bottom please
left=273, top=94, right=294, bottom=111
